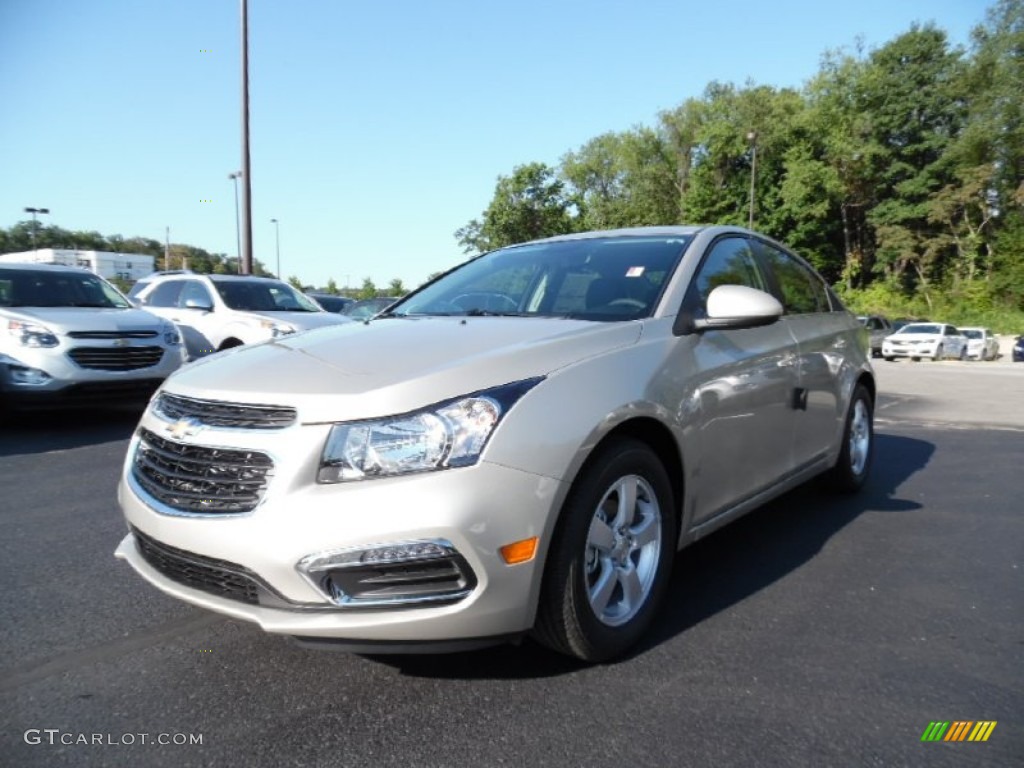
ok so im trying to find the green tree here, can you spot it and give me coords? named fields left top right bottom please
left=358, top=277, right=377, bottom=300
left=456, top=162, right=575, bottom=253
left=325, top=278, right=340, bottom=295
left=388, top=278, right=407, bottom=296
left=287, top=275, right=303, bottom=290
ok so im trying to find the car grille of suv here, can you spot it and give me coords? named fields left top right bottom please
left=154, top=392, right=297, bottom=429
left=132, top=527, right=263, bottom=605
left=132, top=428, right=273, bottom=514
left=67, top=330, right=159, bottom=339
left=68, top=346, right=164, bottom=370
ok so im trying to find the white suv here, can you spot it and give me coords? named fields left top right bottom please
left=129, top=272, right=351, bottom=359
left=0, top=262, right=185, bottom=414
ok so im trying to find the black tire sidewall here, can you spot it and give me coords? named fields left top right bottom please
left=544, top=439, right=676, bottom=661
left=830, top=383, right=873, bottom=493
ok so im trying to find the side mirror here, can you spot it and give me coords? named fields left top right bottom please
left=184, top=297, right=214, bottom=312
left=691, top=285, right=783, bottom=332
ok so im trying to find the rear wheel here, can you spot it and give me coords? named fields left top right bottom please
left=533, top=439, right=676, bottom=662
left=932, top=344, right=944, bottom=361
left=959, top=347, right=967, bottom=361
left=825, top=383, right=873, bottom=493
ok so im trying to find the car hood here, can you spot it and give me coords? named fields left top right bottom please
left=246, top=311, right=353, bottom=330
left=164, top=316, right=643, bottom=422
left=1, top=306, right=167, bottom=333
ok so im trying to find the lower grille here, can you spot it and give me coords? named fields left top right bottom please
left=132, top=528, right=262, bottom=605
left=68, top=346, right=164, bottom=370
left=132, top=428, right=273, bottom=514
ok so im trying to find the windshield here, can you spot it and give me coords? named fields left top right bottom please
left=388, top=236, right=692, bottom=321
left=960, top=329, right=982, bottom=339
left=0, top=269, right=131, bottom=308
left=212, top=279, right=321, bottom=312
left=898, top=324, right=942, bottom=335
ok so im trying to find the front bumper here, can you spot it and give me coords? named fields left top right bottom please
left=882, top=342, right=938, bottom=359
left=116, top=421, right=563, bottom=643
left=0, top=343, right=185, bottom=406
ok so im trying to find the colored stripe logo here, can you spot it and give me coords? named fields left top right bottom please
left=921, top=721, right=997, bottom=742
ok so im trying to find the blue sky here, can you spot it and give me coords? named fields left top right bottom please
left=0, top=0, right=987, bottom=290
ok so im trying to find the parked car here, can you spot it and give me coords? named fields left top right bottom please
left=1013, top=335, right=1024, bottom=362
left=308, top=293, right=355, bottom=314
left=341, top=297, right=400, bottom=320
left=959, top=327, right=1000, bottom=361
left=857, top=315, right=893, bottom=358
left=115, top=226, right=875, bottom=662
left=0, top=263, right=185, bottom=415
left=129, top=272, right=351, bottom=360
left=881, top=323, right=967, bottom=361
left=891, top=318, right=925, bottom=333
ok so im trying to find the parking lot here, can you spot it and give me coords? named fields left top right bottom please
left=1, top=361, right=1021, bottom=767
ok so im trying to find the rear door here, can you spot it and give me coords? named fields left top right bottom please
left=756, top=240, right=851, bottom=469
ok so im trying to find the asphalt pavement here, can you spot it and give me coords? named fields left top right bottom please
left=0, top=365, right=1021, bottom=767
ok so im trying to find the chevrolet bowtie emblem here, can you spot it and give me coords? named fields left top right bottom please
left=113, top=338, right=131, bottom=347
left=166, top=417, right=204, bottom=439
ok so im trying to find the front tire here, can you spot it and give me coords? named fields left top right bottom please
left=533, top=439, right=676, bottom=662
left=825, top=383, right=873, bottom=493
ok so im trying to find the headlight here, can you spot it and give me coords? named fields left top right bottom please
left=161, top=322, right=181, bottom=346
left=7, top=320, right=59, bottom=348
left=318, top=378, right=544, bottom=483
left=259, top=319, right=296, bottom=338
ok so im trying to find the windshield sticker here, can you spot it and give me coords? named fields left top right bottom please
left=625, top=267, right=645, bottom=278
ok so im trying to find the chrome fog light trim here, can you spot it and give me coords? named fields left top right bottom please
left=297, top=539, right=478, bottom=607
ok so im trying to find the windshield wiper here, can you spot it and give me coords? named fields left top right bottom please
left=463, top=309, right=532, bottom=317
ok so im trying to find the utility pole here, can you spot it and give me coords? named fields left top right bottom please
left=747, top=130, right=758, bottom=230
left=270, top=218, right=281, bottom=278
left=239, top=0, right=254, bottom=274
left=165, top=226, right=171, bottom=271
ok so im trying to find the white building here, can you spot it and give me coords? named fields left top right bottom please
left=0, top=249, right=155, bottom=282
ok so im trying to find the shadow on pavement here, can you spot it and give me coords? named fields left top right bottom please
left=0, top=406, right=141, bottom=457
left=364, top=432, right=935, bottom=679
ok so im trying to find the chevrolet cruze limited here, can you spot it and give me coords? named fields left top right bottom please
left=116, top=226, right=875, bottom=662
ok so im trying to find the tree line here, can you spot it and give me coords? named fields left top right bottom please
left=456, top=0, right=1024, bottom=330
left=0, top=222, right=408, bottom=299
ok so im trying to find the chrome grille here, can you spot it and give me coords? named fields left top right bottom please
left=132, top=428, right=273, bottom=514
left=67, top=330, right=158, bottom=339
left=68, top=346, right=164, bottom=370
left=132, top=528, right=262, bottom=605
left=154, top=392, right=297, bottom=429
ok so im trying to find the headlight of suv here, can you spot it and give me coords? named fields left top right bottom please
left=7, top=320, right=59, bottom=348
left=161, top=322, right=182, bottom=346
left=259, top=319, right=296, bottom=338
left=318, top=377, right=544, bottom=483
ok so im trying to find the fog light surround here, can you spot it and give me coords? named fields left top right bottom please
left=297, top=539, right=477, bottom=607
left=8, top=365, right=52, bottom=386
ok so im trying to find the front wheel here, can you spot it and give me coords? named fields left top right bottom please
left=533, top=439, right=676, bottom=662
left=932, top=345, right=944, bottom=361
left=825, top=383, right=873, bottom=493
left=959, top=347, right=967, bottom=361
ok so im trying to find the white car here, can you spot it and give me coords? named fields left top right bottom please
left=882, top=323, right=967, bottom=362
left=115, top=225, right=875, bottom=662
left=959, top=327, right=999, bottom=361
left=129, top=272, right=352, bottom=360
left=1, top=262, right=185, bottom=415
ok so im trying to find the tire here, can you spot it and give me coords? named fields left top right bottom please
left=884, top=357, right=895, bottom=362
left=825, top=383, right=873, bottom=493
left=959, top=347, right=967, bottom=361
left=933, top=345, right=944, bottom=361
left=533, top=439, right=676, bottom=662
left=218, top=338, right=243, bottom=351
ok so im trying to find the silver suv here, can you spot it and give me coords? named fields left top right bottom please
left=0, top=263, right=185, bottom=413
left=129, top=272, right=351, bottom=359
left=116, top=226, right=875, bottom=662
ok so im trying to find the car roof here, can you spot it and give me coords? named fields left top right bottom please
left=526, top=225, right=707, bottom=245
left=0, top=262, right=94, bottom=275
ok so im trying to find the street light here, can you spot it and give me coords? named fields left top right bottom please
left=229, top=172, right=242, bottom=273
left=24, top=207, right=50, bottom=252
left=270, top=218, right=280, bottom=278
left=746, top=130, right=758, bottom=230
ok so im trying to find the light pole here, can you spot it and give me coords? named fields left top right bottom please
left=239, top=0, right=254, bottom=275
left=24, top=207, right=50, bottom=252
left=270, top=218, right=280, bottom=278
left=746, top=130, right=758, bottom=230
left=229, top=172, right=242, bottom=273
